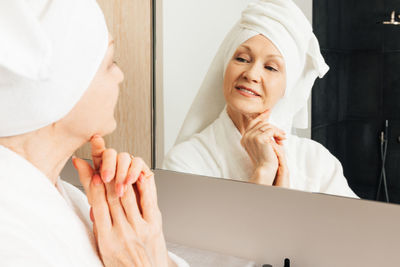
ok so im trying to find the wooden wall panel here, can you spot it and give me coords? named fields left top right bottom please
left=76, top=0, right=152, bottom=165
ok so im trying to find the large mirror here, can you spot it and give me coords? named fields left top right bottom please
left=154, top=0, right=400, bottom=204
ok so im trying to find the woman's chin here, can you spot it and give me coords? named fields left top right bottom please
left=228, top=100, right=263, bottom=117
left=108, top=120, right=118, bottom=134
left=99, top=119, right=117, bottom=137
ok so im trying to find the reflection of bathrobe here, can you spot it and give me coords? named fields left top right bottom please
left=164, top=110, right=358, bottom=198
left=0, top=145, right=188, bottom=267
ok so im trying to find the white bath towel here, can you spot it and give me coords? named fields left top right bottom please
left=0, top=0, right=108, bottom=137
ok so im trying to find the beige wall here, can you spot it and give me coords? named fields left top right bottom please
left=76, top=0, right=153, bottom=165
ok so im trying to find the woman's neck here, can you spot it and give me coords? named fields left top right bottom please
left=0, top=126, right=87, bottom=185
left=226, top=105, right=259, bottom=135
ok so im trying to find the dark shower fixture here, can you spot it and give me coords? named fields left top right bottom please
left=381, top=11, right=400, bottom=25
left=376, top=120, right=390, bottom=202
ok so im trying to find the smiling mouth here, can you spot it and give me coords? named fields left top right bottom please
left=235, top=86, right=260, bottom=97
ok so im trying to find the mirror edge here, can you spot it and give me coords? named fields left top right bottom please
left=152, top=0, right=165, bottom=169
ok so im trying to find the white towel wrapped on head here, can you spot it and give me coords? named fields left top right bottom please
left=175, top=0, right=329, bottom=144
left=0, top=0, right=109, bottom=137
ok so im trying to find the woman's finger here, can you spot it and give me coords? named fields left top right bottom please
left=247, top=128, right=285, bottom=148
left=247, top=128, right=275, bottom=145
left=72, top=157, right=94, bottom=197
left=136, top=173, right=160, bottom=223
left=104, top=180, right=129, bottom=227
left=90, top=135, right=106, bottom=171
left=100, top=148, right=117, bottom=183
left=92, top=221, right=101, bottom=259
left=259, top=124, right=286, bottom=137
left=250, top=123, right=286, bottom=141
left=89, top=174, right=112, bottom=232
left=93, top=220, right=98, bottom=241
left=90, top=207, right=94, bottom=223
left=271, top=142, right=287, bottom=166
left=124, top=157, right=146, bottom=187
left=115, top=152, right=132, bottom=197
left=246, top=109, right=271, bottom=131
left=120, top=183, right=143, bottom=227
left=271, top=142, right=289, bottom=187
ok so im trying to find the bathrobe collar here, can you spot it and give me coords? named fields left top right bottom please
left=0, top=145, right=102, bottom=266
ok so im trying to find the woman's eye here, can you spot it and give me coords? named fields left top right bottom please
left=265, top=66, right=278, bottom=72
left=235, top=57, right=248, bottom=63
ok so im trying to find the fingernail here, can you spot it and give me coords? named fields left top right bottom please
left=71, top=157, right=77, bottom=169
left=116, top=183, right=124, bottom=197
left=93, top=174, right=102, bottom=186
left=138, top=173, right=144, bottom=183
left=102, top=170, right=113, bottom=183
left=124, top=175, right=134, bottom=185
left=90, top=208, right=95, bottom=222
left=91, top=134, right=101, bottom=141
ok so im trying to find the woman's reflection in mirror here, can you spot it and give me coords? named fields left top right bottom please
left=164, top=0, right=358, bottom=198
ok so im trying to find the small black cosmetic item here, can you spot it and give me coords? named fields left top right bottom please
left=262, top=257, right=290, bottom=267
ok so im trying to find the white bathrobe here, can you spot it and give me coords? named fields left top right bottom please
left=164, top=109, right=358, bottom=198
left=0, top=145, right=188, bottom=267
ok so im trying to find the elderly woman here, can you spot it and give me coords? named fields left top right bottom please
left=0, top=1, right=187, bottom=266
left=164, top=0, right=358, bottom=198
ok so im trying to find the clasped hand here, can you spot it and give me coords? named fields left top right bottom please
left=240, top=111, right=289, bottom=187
left=72, top=135, right=175, bottom=267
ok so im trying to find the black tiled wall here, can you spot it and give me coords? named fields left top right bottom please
left=312, top=0, right=400, bottom=203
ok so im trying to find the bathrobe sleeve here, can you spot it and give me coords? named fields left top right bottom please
left=163, top=138, right=222, bottom=178
left=0, top=231, right=59, bottom=267
left=296, top=137, right=359, bottom=198
left=169, top=251, right=191, bottom=267
left=318, top=150, right=359, bottom=198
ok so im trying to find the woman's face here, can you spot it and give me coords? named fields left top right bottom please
left=60, top=35, right=124, bottom=139
left=223, top=34, right=286, bottom=117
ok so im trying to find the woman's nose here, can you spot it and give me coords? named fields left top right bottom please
left=243, top=63, right=262, bottom=83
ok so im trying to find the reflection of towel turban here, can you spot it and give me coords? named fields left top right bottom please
left=175, top=0, right=329, bottom=144
left=0, top=0, right=109, bottom=137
